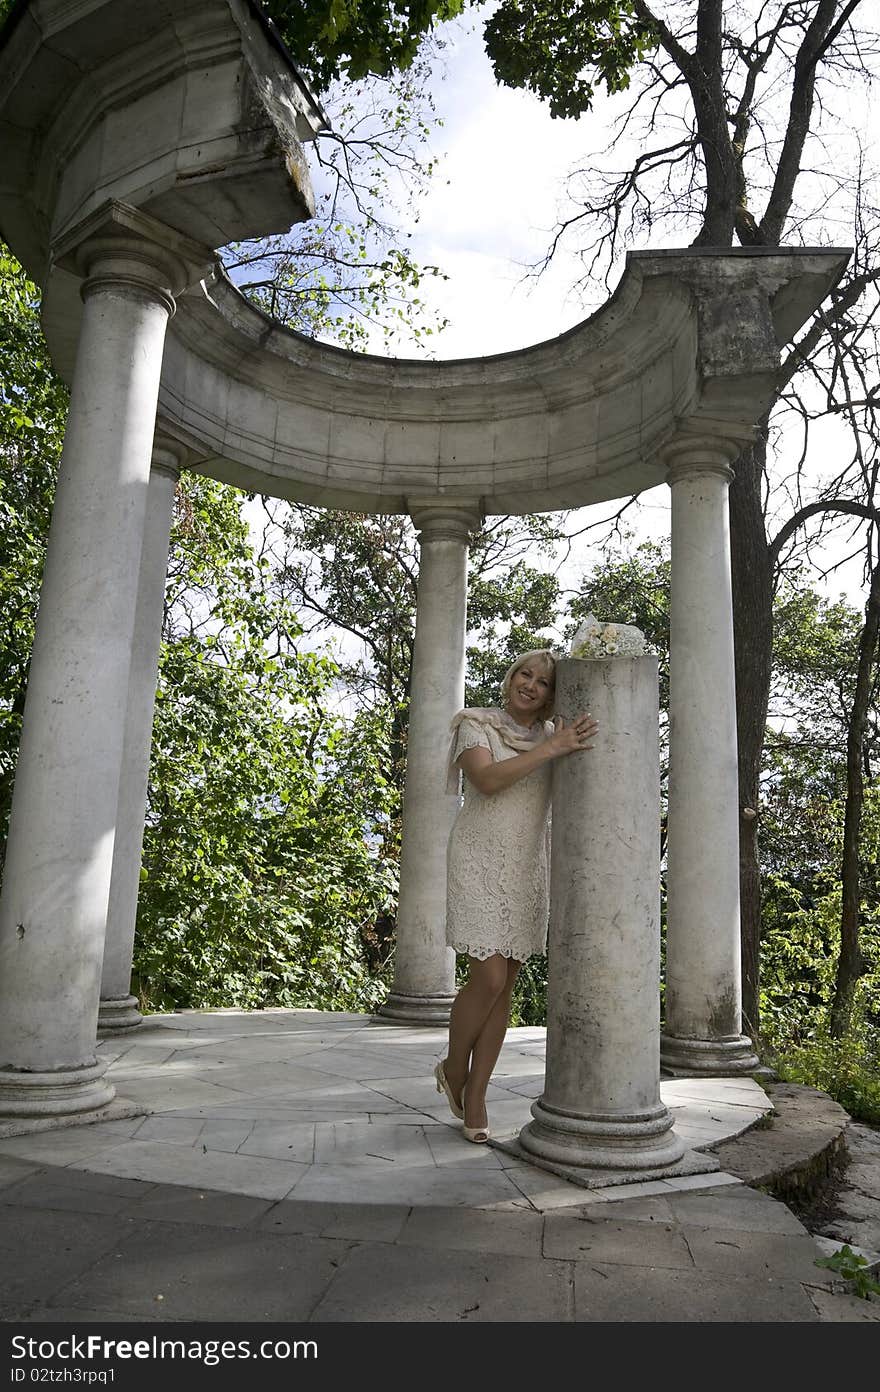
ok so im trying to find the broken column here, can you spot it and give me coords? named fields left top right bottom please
left=515, top=640, right=713, bottom=1184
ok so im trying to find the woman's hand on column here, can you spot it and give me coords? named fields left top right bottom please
left=549, top=713, right=599, bottom=757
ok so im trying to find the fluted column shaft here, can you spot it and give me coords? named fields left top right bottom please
left=379, top=501, right=481, bottom=1023
left=0, top=206, right=208, bottom=1120
left=99, top=440, right=183, bottom=1033
left=661, top=442, right=758, bottom=1075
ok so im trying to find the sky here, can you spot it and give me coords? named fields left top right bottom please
left=356, top=12, right=632, bottom=359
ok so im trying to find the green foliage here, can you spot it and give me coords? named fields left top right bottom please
left=766, top=1024, right=880, bottom=1126
left=758, top=578, right=880, bottom=1045
left=224, top=51, right=451, bottom=351
left=261, top=0, right=464, bottom=90
left=483, top=0, right=657, bottom=119
left=0, top=244, right=68, bottom=851
left=814, top=1244, right=880, bottom=1299
left=509, top=953, right=548, bottom=1026
left=135, top=475, right=399, bottom=1013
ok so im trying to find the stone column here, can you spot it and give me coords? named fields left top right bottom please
left=378, top=500, right=482, bottom=1024
left=514, top=657, right=712, bottom=1185
left=0, top=204, right=209, bottom=1122
left=98, top=439, right=184, bottom=1034
left=661, top=441, right=759, bottom=1075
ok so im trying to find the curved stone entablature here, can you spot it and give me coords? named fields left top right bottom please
left=151, top=246, right=849, bottom=515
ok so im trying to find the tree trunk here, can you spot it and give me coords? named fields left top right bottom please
left=829, top=554, right=880, bottom=1037
left=729, top=429, right=774, bottom=1037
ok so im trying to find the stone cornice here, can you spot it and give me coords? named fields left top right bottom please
left=140, top=248, right=848, bottom=516
left=0, top=0, right=321, bottom=283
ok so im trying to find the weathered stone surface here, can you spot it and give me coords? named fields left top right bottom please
left=518, top=657, right=685, bottom=1179
left=662, top=448, right=758, bottom=1077
left=150, top=250, right=849, bottom=516
left=574, top=1265, right=819, bottom=1322
left=309, top=1242, right=574, bottom=1322
left=708, top=1083, right=849, bottom=1201
left=813, top=1121, right=880, bottom=1260
left=0, top=0, right=323, bottom=281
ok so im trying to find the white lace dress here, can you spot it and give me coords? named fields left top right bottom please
left=446, top=709, right=553, bottom=961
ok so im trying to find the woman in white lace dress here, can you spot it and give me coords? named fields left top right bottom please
left=434, top=649, right=599, bottom=1142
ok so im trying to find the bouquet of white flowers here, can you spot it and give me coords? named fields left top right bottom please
left=569, top=614, right=647, bottom=659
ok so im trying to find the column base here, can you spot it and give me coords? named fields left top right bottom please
left=0, top=1059, right=115, bottom=1120
left=660, top=1032, right=761, bottom=1076
left=376, top=992, right=455, bottom=1025
left=517, top=1097, right=687, bottom=1173
left=494, top=1134, right=719, bottom=1191
left=97, top=995, right=143, bottom=1034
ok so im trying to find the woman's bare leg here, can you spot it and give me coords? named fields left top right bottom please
left=462, top=958, right=520, bottom=1128
left=442, top=954, right=509, bottom=1113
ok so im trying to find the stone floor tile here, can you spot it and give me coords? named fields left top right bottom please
left=357, top=1075, right=458, bottom=1111
left=110, top=1076, right=247, bottom=1113
left=289, top=1161, right=522, bottom=1209
left=501, top=1078, right=545, bottom=1098
left=659, top=1172, right=743, bottom=1193
left=397, top=1204, right=544, bottom=1258
left=100, top=1044, right=179, bottom=1068
left=670, top=1102, right=766, bottom=1135
left=490, top=1054, right=547, bottom=1078
left=121, top=1183, right=273, bottom=1227
left=544, top=1210, right=694, bottom=1268
left=310, top=1242, right=573, bottom=1321
left=0, top=1171, right=150, bottom=1216
left=502, top=1164, right=603, bottom=1211
left=660, top=1078, right=769, bottom=1104
left=267, top=1201, right=410, bottom=1243
left=129, top=1115, right=204, bottom=1145
left=0, top=1155, right=43, bottom=1189
left=806, top=1286, right=880, bottom=1321
left=581, top=1179, right=680, bottom=1203
left=673, top=1125, right=731, bottom=1147
left=668, top=1190, right=807, bottom=1234
left=313, top=1121, right=436, bottom=1168
left=0, top=1122, right=143, bottom=1166
left=297, top=1048, right=424, bottom=1082
left=237, top=1122, right=316, bottom=1164
left=589, top=1194, right=677, bottom=1223
left=197, top=1119, right=254, bottom=1151
left=423, top=1125, right=506, bottom=1167
left=49, top=1220, right=351, bottom=1322
left=573, top=1265, right=818, bottom=1321
left=69, top=1139, right=308, bottom=1201
left=0, top=1208, right=130, bottom=1310
left=682, top=1225, right=834, bottom=1283
left=180, top=1061, right=342, bottom=1097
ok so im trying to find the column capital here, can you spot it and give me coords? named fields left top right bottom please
left=52, top=200, right=214, bottom=318
left=662, top=435, right=741, bottom=486
left=151, top=435, right=188, bottom=483
left=408, top=498, right=483, bottom=543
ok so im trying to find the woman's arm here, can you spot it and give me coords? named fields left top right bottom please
left=458, top=715, right=599, bottom=796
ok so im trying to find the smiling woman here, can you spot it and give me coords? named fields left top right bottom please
left=434, top=649, right=598, bottom=1142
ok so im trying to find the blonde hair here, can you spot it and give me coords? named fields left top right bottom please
left=501, top=649, right=557, bottom=721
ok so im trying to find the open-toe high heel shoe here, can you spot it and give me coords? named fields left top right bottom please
left=433, top=1060, right=464, bottom=1120
left=461, top=1086, right=490, bottom=1144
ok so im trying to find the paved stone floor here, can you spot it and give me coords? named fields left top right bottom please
left=0, top=1009, right=877, bottom=1323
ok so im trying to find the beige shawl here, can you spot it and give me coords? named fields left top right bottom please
left=445, top=707, right=554, bottom=794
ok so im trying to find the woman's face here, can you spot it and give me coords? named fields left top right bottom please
left=505, top=659, right=554, bottom=723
